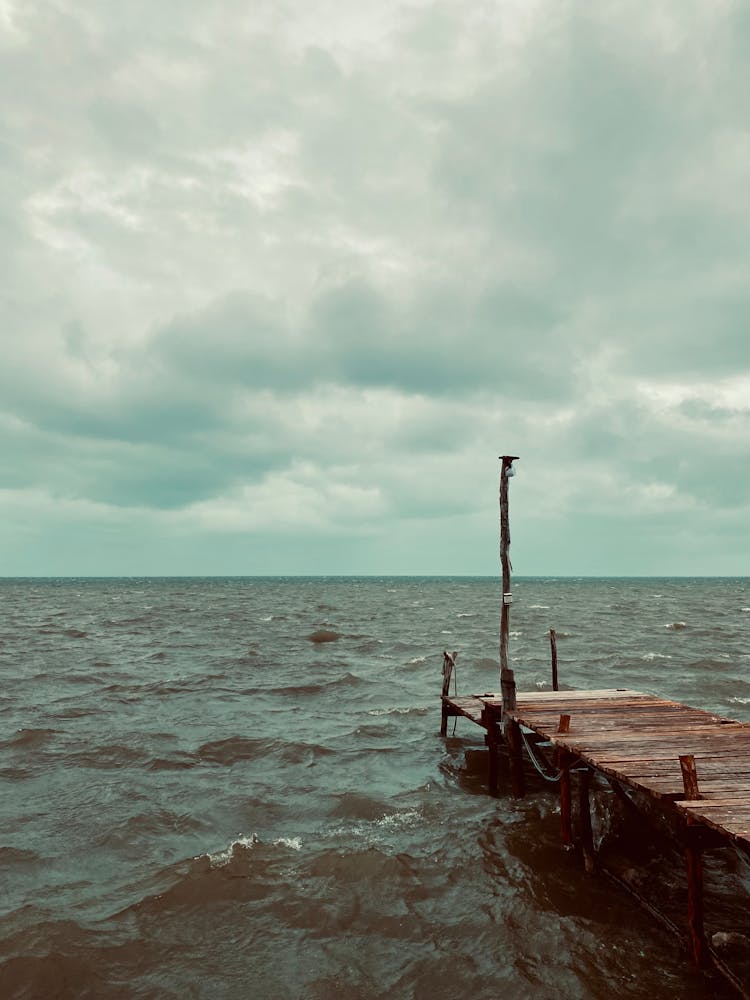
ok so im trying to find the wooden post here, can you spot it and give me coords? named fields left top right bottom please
left=505, top=718, right=526, bottom=798
left=679, top=755, right=707, bottom=966
left=499, top=455, right=519, bottom=715
left=501, top=666, right=517, bottom=713
left=550, top=628, right=558, bottom=691
left=685, top=819, right=708, bottom=966
left=440, top=651, right=457, bottom=737
left=482, top=707, right=500, bottom=795
left=578, top=768, right=595, bottom=873
left=559, top=750, right=574, bottom=848
left=679, top=754, right=701, bottom=800
left=557, top=713, right=571, bottom=734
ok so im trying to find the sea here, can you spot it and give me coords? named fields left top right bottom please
left=1, top=576, right=748, bottom=1000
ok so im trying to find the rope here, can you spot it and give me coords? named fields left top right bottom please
left=520, top=727, right=562, bottom=782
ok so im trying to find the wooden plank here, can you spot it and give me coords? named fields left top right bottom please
left=442, top=687, right=749, bottom=849
left=490, top=687, right=749, bottom=850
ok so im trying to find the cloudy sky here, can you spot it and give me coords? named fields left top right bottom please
left=1, top=0, right=748, bottom=576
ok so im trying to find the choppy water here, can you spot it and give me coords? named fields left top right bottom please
left=1, top=576, right=748, bottom=999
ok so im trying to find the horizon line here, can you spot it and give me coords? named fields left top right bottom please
left=1, top=573, right=747, bottom=581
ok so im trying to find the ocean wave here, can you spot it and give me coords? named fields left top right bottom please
left=665, top=622, right=687, bottom=630
left=527, top=604, right=550, bottom=610
left=354, top=720, right=397, bottom=738
left=63, top=744, right=152, bottom=769
left=329, top=792, right=392, bottom=821
left=366, top=706, right=429, bottom=717
left=640, top=653, right=672, bottom=661
left=99, top=809, right=206, bottom=848
left=196, top=737, right=269, bottom=765
left=0, top=728, right=59, bottom=750
left=235, top=649, right=260, bottom=662
left=353, top=638, right=386, bottom=654
left=374, top=809, right=421, bottom=831
left=146, top=751, right=198, bottom=771
left=63, top=628, right=88, bottom=639
left=203, top=834, right=259, bottom=866
left=476, top=657, right=499, bottom=670
left=48, top=706, right=101, bottom=720
left=324, top=810, right=423, bottom=847
left=0, top=846, right=44, bottom=865
left=197, top=736, right=334, bottom=767
left=274, top=836, right=302, bottom=851
left=261, top=672, right=364, bottom=697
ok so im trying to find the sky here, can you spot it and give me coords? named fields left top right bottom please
left=1, top=0, right=748, bottom=577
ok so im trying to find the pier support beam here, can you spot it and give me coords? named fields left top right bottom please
left=559, top=750, right=574, bottom=849
left=505, top=718, right=526, bottom=799
left=482, top=707, right=501, bottom=795
left=577, top=768, right=595, bottom=873
left=679, top=755, right=708, bottom=967
left=684, top=820, right=708, bottom=966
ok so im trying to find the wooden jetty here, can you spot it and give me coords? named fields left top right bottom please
left=443, top=686, right=750, bottom=854
left=439, top=456, right=750, bottom=996
left=441, top=682, right=750, bottom=992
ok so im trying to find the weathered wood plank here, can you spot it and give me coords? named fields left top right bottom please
left=498, top=690, right=749, bottom=849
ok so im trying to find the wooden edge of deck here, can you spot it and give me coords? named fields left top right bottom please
left=442, top=688, right=750, bottom=852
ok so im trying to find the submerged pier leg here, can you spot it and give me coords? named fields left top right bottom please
left=482, top=707, right=501, bottom=795
left=578, top=768, right=595, bottom=873
left=685, top=820, right=708, bottom=967
left=505, top=718, right=525, bottom=798
left=559, top=750, right=574, bottom=849
left=679, top=755, right=708, bottom=966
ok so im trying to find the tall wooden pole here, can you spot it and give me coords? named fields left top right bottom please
left=550, top=628, right=559, bottom=691
left=499, top=455, right=518, bottom=710
left=499, top=455, right=524, bottom=797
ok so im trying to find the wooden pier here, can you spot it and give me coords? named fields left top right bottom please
left=441, top=681, right=750, bottom=994
left=443, top=456, right=749, bottom=994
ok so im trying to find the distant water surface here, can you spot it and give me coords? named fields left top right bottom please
left=1, top=576, right=748, bottom=998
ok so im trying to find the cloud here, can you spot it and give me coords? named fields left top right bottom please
left=1, top=0, right=748, bottom=574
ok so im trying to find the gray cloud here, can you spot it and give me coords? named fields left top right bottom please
left=0, top=0, right=747, bottom=574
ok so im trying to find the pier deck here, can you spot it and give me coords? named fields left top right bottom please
left=442, top=685, right=750, bottom=992
left=443, top=687, right=750, bottom=850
